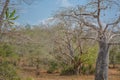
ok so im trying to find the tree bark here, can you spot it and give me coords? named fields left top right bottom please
left=0, top=0, right=10, bottom=31
left=95, top=36, right=109, bottom=80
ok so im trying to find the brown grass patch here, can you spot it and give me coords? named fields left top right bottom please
left=20, top=67, right=120, bottom=80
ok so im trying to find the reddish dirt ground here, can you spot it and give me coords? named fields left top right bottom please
left=20, top=68, right=120, bottom=80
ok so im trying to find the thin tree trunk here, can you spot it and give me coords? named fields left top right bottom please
left=0, top=0, right=9, bottom=42
left=0, top=0, right=10, bottom=31
left=112, top=55, right=116, bottom=68
left=95, top=36, right=109, bottom=80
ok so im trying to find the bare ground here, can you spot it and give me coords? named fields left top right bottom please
left=20, top=68, right=120, bottom=80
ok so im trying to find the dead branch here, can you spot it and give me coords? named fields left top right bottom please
left=80, top=18, right=99, bottom=31
left=108, top=34, right=120, bottom=43
left=73, top=11, right=98, bottom=18
left=80, top=37, right=97, bottom=41
left=108, top=43, right=120, bottom=45
left=104, top=16, right=120, bottom=32
left=97, top=0, right=103, bottom=30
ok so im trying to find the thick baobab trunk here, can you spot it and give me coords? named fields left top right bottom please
left=95, top=36, right=109, bottom=80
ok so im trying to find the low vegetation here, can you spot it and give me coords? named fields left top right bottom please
left=0, top=0, right=120, bottom=80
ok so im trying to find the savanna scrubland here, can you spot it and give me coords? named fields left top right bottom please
left=0, top=0, right=120, bottom=80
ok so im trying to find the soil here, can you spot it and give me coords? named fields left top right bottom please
left=19, top=67, right=120, bottom=80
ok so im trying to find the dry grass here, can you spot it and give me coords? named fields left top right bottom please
left=20, top=68, right=120, bottom=80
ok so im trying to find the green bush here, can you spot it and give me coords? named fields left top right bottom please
left=47, top=61, right=58, bottom=73
left=81, top=65, right=87, bottom=74
left=81, top=64, right=95, bottom=75
left=60, top=65, right=75, bottom=75
left=0, top=43, right=21, bottom=80
left=88, top=65, right=95, bottom=74
left=25, top=77, right=34, bottom=80
left=0, top=43, right=13, bottom=57
left=60, top=61, right=95, bottom=75
left=0, top=62, right=21, bottom=80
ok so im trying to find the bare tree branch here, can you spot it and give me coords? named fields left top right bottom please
left=80, top=18, right=99, bottom=31
left=74, top=11, right=98, bottom=18
left=97, top=0, right=103, bottom=30
left=104, top=16, right=120, bottom=32
left=80, top=37, right=98, bottom=41
left=108, top=34, right=120, bottom=43
left=58, top=10, right=99, bottom=31
left=108, top=43, right=120, bottom=45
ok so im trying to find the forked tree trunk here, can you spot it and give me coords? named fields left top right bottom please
left=95, top=36, right=109, bottom=80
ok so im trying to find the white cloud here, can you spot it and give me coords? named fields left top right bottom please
left=58, top=0, right=73, bottom=7
left=14, top=22, right=20, bottom=26
left=37, top=17, right=61, bottom=26
left=40, top=17, right=54, bottom=24
left=35, top=17, right=56, bottom=25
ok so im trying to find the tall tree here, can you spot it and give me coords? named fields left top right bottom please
left=55, top=0, right=120, bottom=80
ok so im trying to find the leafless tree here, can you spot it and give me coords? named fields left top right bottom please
left=55, top=0, right=120, bottom=80
left=52, top=21, right=96, bottom=75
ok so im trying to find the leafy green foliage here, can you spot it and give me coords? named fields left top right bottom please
left=0, top=43, right=19, bottom=62
left=0, top=62, right=20, bottom=80
left=60, top=65, right=75, bottom=75
left=4, top=8, right=19, bottom=26
left=81, top=64, right=95, bottom=75
left=80, top=45, right=98, bottom=65
left=59, top=45, right=97, bottom=75
left=47, top=61, right=58, bottom=73
left=109, top=46, right=120, bottom=68
left=0, top=43, right=14, bottom=57
left=25, top=77, right=34, bottom=80
left=0, top=43, right=20, bottom=80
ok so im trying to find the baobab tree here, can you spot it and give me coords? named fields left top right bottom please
left=55, top=0, right=120, bottom=80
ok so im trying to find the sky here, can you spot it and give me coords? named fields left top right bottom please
left=14, top=0, right=118, bottom=25
left=16, top=0, right=87, bottom=25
